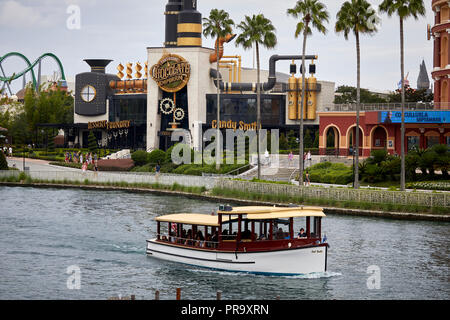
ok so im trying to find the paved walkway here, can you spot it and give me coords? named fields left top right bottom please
left=6, top=157, right=80, bottom=172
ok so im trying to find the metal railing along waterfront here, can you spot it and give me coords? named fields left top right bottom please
left=218, top=178, right=450, bottom=208
left=1, top=170, right=448, bottom=208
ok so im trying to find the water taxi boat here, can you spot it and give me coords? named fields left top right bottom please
left=146, top=205, right=328, bottom=276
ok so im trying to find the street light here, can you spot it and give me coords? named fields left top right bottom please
left=202, top=136, right=208, bottom=167
left=349, top=146, right=355, bottom=188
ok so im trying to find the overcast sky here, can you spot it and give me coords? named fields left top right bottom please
left=0, top=0, right=434, bottom=94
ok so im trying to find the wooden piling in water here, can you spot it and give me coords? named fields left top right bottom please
left=155, top=290, right=160, bottom=300
left=216, top=290, right=222, bottom=300
left=176, top=288, right=181, bottom=300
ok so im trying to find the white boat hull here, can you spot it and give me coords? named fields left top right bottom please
left=146, top=239, right=327, bottom=276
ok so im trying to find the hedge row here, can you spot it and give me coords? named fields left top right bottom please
left=302, top=162, right=353, bottom=185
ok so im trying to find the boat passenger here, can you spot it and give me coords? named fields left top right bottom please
left=241, top=229, right=251, bottom=240
left=222, top=229, right=229, bottom=240
left=297, top=228, right=307, bottom=239
left=196, top=231, right=205, bottom=247
left=180, top=229, right=187, bottom=244
left=184, top=229, right=193, bottom=245
left=169, top=231, right=176, bottom=243
left=211, top=231, right=218, bottom=242
left=204, top=234, right=211, bottom=248
left=276, top=228, right=284, bottom=240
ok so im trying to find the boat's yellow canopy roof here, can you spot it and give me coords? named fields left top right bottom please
left=245, top=209, right=325, bottom=220
left=156, top=213, right=230, bottom=227
left=219, top=206, right=325, bottom=217
left=156, top=206, right=324, bottom=226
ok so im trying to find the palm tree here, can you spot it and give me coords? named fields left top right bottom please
left=235, top=14, right=277, bottom=179
left=379, top=0, right=425, bottom=191
left=335, top=0, right=380, bottom=189
left=203, top=9, right=235, bottom=170
left=287, top=0, right=329, bottom=186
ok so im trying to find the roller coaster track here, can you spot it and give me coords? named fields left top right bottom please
left=0, top=52, right=66, bottom=94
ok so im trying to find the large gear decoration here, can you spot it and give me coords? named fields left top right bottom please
left=160, top=98, right=175, bottom=115
left=174, top=108, right=185, bottom=121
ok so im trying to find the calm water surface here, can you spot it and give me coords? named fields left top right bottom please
left=0, top=186, right=448, bottom=300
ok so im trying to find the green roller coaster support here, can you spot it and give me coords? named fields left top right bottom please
left=0, top=52, right=66, bottom=91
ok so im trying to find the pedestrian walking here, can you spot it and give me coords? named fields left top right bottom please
left=8, top=146, right=12, bottom=157
left=288, top=151, right=293, bottom=167
left=264, top=150, right=270, bottom=165
left=82, top=160, right=88, bottom=172
left=305, top=171, right=311, bottom=186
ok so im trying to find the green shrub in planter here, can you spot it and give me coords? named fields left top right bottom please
left=183, top=167, right=204, bottom=176
left=131, top=150, right=149, bottom=166
left=148, top=149, right=166, bottom=165
left=172, top=164, right=191, bottom=174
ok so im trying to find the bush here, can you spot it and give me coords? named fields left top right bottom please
left=88, top=131, right=97, bottom=153
left=369, top=149, right=388, bottom=165
left=131, top=150, right=149, bottom=166
left=363, top=164, right=384, bottom=183
left=148, top=149, right=166, bottom=165
left=419, top=151, right=438, bottom=177
left=303, top=162, right=353, bottom=185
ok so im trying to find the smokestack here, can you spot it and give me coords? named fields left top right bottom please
left=165, top=0, right=182, bottom=47
left=84, top=59, right=112, bottom=74
left=177, top=0, right=202, bottom=47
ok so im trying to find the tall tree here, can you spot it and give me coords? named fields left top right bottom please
left=287, top=0, right=329, bottom=186
left=379, top=0, right=426, bottom=190
left=203, top=9, right=235, bottom=170
left=335, top=0, right=380, bottom=189
left=235, top=14, right=277, bottom=179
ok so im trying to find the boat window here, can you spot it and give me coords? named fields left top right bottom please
left=158, top=223, right=219, bottom=249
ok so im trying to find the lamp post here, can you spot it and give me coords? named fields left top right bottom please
left=202, top=136, right=208, bottom=168
left=349, top=146, right=355, bottom=188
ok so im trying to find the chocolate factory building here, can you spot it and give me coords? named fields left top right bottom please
left=73, top=0, right=335, bottom=151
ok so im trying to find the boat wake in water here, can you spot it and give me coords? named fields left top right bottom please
left=183, top=266, right=342, bottom=279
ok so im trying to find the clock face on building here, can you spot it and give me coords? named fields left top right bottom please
left=80, top=85, right=96, bottom=103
